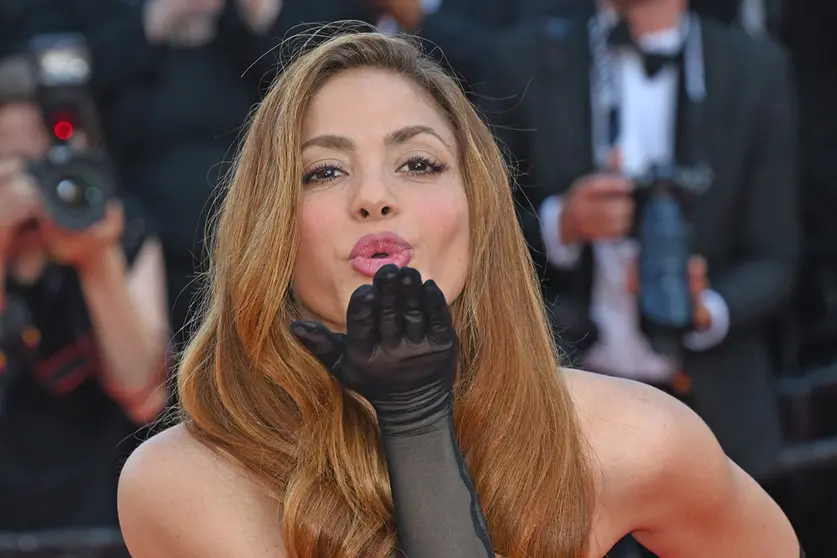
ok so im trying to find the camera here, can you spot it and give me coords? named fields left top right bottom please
left=0, top=33, right=116, bottom=230
left=632, top=162, right=713, bottom=356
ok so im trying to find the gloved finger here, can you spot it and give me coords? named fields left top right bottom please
left=399, top=267, right=426, bottom=344
left=423, top=280, right=455, bottom=346
left=290, top=320, right=344, bottom=374
left=373, top=264, right=401, bottom=348
left=345, top=284, right=379, bottom=356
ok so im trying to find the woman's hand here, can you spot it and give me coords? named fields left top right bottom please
left=235, top=0, right=282, bottom=34
left=40, top=202, right=124, bottom=274
left=143, top=0, right=224, bottom=44
left=291, top=264, right=457, bottom=431
left=365, top=0, right=425, bottom=31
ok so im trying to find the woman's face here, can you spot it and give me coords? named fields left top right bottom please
left=292, top=68, right=470, bottom=331
left=0, top=102, right=50, bottom=262
left=0, top=102, right=50, bottom=160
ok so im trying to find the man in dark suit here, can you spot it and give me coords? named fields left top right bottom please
left=486, top=4, right=798, bottom=554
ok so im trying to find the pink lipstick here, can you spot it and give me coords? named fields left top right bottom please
left=350, top=232, right=413, bottom=277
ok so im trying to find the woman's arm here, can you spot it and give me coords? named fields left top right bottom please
left=292, top=268, right=493, bottom=557
left=636, top=443, right=799, bottom=558
left=376, top=390, right=493, bottom=557
left=78, top=237, right=170, bottom=424
left=591, top=375, right=800, bottom=558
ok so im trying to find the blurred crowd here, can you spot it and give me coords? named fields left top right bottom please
left=0, top=0, right=835, bottom=556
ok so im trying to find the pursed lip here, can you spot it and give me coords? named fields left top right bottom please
left=349, top=232, right=414, bottom=277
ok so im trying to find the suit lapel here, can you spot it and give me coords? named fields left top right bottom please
left=533, top=20, right=598, bottom=302
left=689, top=17, right=737, bottom=250
left=694, top=17, right=734, bottom=170
left=536, top=20, right=596, bottom=190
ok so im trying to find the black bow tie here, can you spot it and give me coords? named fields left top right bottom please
left=607, top=19, right=682, bottom=78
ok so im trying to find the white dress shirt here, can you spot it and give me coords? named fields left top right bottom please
left=539, top=15, right=730, bottom=382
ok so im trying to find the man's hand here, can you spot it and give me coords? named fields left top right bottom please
left=627, top=255, right=712, bottom=331
left=39, top=202, right=124, bottom=274
left=688, top=256, right=711, bottom=331
left=560, top=173, right=635, bottom=245
left=143, top=0, right=224, bottom=44
left=366, top=0, right=425, bottom=31
left=235, top=0, right=282, bottom=34
left=0, top=159, right=41, bottom=261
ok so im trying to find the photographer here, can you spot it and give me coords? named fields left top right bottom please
left=12, top=0, right=370, bottom=350
left=0, top=99, right=169, bottom=531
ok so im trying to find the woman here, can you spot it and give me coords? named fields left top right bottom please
left=117, top=29, right=800, bottom=557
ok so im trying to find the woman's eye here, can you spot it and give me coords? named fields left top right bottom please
left=406, top=160, right=430, bottom=172
left=303, top=165, right=345, bottom=184
left=399, top=156, right=448, bottom=176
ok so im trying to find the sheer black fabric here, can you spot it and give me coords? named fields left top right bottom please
left=377, top=390, right=492, bottom=558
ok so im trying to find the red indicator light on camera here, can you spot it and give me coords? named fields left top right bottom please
left=53, top=120, right=74, bottom=141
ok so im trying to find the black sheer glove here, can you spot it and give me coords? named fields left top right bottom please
left=291, top=264, right=493, bottom=557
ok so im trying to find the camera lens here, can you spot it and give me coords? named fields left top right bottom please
left=54, top=175, right=103, bottom=210
left=29, top=147, right=113, bottom=230
left=55, top=178, right=84, bottom=207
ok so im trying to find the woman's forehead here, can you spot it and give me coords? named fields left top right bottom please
left=301, top=68, right=456, bottom=148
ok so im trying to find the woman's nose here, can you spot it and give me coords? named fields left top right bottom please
left=358, top=204, right=392, bottom=218
left=351, top=175, right=399, bottom=220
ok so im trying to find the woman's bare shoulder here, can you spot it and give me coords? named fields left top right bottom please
left=118, top=422, right=287, bottom=557
left=562, top=368, right=704, bottom=468
left=566, top=371, right=701, bottom=529
left=562, top=367, right=692, bottom=458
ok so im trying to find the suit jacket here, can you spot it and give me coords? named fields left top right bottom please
left=690, top=0, right=742, bottom=26
left=486, top=15, right=800, bottom=478
left=414, top=0, right=588, bottom=91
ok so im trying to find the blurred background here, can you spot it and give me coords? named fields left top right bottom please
left=0, top=0, right=834, bottom=556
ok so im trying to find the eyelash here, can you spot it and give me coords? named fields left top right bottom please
left=302, top=155, right=448, bottom=184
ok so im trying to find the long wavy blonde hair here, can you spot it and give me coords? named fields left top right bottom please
left=177, top=27, right=594, bottom=558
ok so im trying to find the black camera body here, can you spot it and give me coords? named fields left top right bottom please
left=631, top=162, right=713, bottom=356
left=0, top=33, right=115, bottom=230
